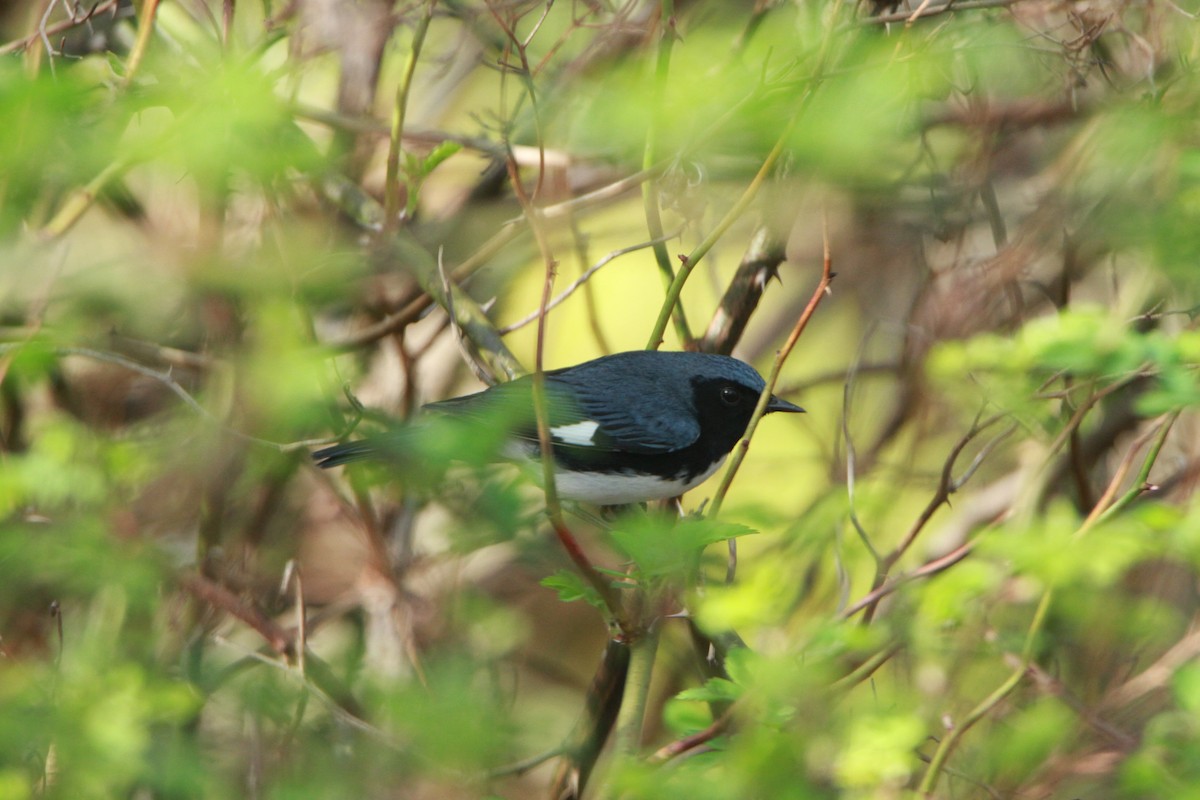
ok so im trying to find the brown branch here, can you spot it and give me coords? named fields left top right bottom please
left=178, top=572, right=294, bottom=659
left=839, top=538, right=975, bottom=620
left=650, top=708, right=734, bottom=763
left=859, top=414, right=1010, bottom=622
left=550, top=639, right=631, bottom=800
left=1102, top=615, right=1200, bottom=710
left=0, top=0, right=122, bottom=57
left=861, top=0, right=1023, bottom=25
left=699, top=225, right=788, bottom=356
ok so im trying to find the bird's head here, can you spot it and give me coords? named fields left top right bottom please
left=679, top=354, right=804, bottom=455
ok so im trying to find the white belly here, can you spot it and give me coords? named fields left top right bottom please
left=552, top=458, right=726, bottom=505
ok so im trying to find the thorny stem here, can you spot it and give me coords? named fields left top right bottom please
left=1089, top=411, right=1178, bottom=529
left=839, top=539, right=975, bottom=620
left=861, top=414, right=1011, bottom=623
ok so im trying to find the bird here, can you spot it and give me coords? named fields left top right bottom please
left=313, top=350, right=803, bottom=506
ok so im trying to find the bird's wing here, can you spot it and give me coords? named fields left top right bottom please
left=427, top=367, right=700, bottom=453
left=545, top=372, right=699, bottom=454
left=427, top=374, right=698, bottom=455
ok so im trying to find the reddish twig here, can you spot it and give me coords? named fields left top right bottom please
left=860, top=415, right=1011, bottom=623
left=494, top=11, right=628, bottom=633
left=650, top=709, right=734, bottom=763
left=708, top=215, right=836, bottom=520
left=178, top=572, right=294, bottom=659
left=840, top=539, right=975, bottom=620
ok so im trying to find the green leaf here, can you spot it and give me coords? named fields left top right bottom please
left=540, top=570, right=605, bottom=612
left=1173, top=663, right=1200, bottom=715
left=422, top=141, right=462, bottom=175
left=611, top=516, right=757, bottom=579
left=676, top=677, right=743, bottom=704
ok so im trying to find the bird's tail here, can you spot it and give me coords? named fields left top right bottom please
left=312, top=439, right=382, bottom=468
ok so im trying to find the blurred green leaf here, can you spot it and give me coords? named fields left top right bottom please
left=611, top=515, right=756, bottom=580
left=539, top=568, right=613, bottom=616
left=831, top=712, right=925, bottom=790
left=677, top=676, right=743, bottom=704
left=421, top=141, right=462, bottom=176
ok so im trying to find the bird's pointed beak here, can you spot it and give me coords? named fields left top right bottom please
left=767, top=395, right=804, bottom=414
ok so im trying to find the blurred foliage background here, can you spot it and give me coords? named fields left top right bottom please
left=2, top=0, right=1200, bottom=798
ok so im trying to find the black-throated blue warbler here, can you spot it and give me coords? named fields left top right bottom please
left=313, top=350, right=803, bottom=505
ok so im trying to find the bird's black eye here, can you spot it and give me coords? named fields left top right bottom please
left=720, top=386, right=740, bottom=407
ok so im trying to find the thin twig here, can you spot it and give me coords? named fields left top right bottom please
left=839, top=538, right=975, bottom=620
left=918, top=588, right=1053, bottom=795
left=179, top=572, right=294, bottom=658
left=0, top=0, right=121, bottom=57
left=383, top=0, right=436, bottom=228
left=918, top=404, right=1179, bottom=792
left=0, top=343, right=326, bottom=451
left=650, top=707, right=734, bottom=763
left=121, top=0, right=161, bottom=89
left=844, top=331, right=882, bottom=564
left=486, top=746, right=565, bottom=779
left=644, top=111, right=803, bottom=351
left=861, top=0, right=1023, bottom=25
left=1019, top=370, right=1153, bottom=515
left=642, top=0, right=693, bottom=348
left=1088, top=411, right=1178, bottom=529
left=860, top=414, right=1010, bottom=623
left=497, top=233, right=679, bottom=334
left=832, top=642, right=903, bottom=690
left=496, top=16, right=627, bottom=632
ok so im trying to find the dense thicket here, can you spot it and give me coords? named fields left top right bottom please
left=2, top=1, right=1200, bottom=798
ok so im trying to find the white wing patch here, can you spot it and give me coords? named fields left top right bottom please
left=550, top=420, right=601, bottom=446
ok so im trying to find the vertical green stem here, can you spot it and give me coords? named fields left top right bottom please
left=121, top=0, right=162, bottom=88
left=613, top=620, right=661, bottom=756
left=644, top=114, right=798, bottom=351
left=918, top=588, right=1053, bottom=795
left=384, top=0, right=436, bottom=228
left=642, top=0, right=693, bottom=348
